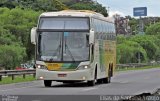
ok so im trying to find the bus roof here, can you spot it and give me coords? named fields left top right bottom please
left=40, top=10, right=103, bottom=17
left=40, top=10, right=114, bottom=23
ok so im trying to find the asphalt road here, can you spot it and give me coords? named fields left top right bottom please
left=0, top=68, right=160, bottom=98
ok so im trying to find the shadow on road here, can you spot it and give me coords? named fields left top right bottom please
left=49, top=82, right=102, bottom=88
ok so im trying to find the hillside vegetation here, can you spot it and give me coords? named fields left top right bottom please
left=0, top=0, right=108, bottom=69
left=117, top=18, right=160, bottom=64
left=0, top=0, right=160, bottom=70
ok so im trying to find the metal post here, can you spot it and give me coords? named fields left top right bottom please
left=33, top=73, right=36, bottom=78
left=0, top=75, right=2, bottom=81
left=139, top=16, right=144, bottom=34
left=23, top=74, right=26, bottom=79
left=12, top=75, right=14, bottom=80
left=138, top=52, right=141, bottom=63
left=138, top=16, right=141, bottom=34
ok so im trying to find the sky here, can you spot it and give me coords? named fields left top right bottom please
left=97, top=0, right=160, bottom=17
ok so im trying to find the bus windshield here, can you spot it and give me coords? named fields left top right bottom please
left=39, top=17, right=89, bottom=30
left=39, top=32, right=89, bottom=62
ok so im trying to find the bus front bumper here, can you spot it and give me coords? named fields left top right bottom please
left=36, top=69, right=93, bottom=81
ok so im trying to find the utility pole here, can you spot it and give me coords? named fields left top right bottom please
left=154, top=17, right=156, bottom=24
left=138, top=16, right=144, bottom=35
left=107, top=6, right=110, bottom=16
left=138, top=52, right=141, bottom=63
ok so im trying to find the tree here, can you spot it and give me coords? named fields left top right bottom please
left=0, top=7, right=40, bottom=60
left=130, top=35, right=159, bottom=60
left=0, top=31, right=26, bottom=70
left=0, top=0, right=18, bottom=9
left=0, top=45, right=26, bottom=70
left=146, top=22, right=160, bottom=35
left=117, top=40, right=147, bottom=63
left=116, top=34, right=160, bottom=63
left=0, top=0, right=68, bottom=11
left=53, top=0, right=68, bottom=10
left=70, top=2, right=108, bottom=17
left=117, top=35, right=127, bottom=44
left=128, top=18, right=138, bottom=34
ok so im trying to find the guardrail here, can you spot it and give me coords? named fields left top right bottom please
left=0, top=63, right=159, bottom=81
left=0, top=69, right=36, bottom=81
left=116, top=63, right=160, bottom=70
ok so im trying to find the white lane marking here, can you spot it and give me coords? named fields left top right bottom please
left=83, top=87, right=97, bottom=91
left=0, top=85, right=40, bottom=92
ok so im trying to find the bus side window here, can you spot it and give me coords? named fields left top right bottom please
left=86, top=35, right=89, bottom=47
left=91, top=44, right=94, bottom=55
left=90, top=44, right=94, bottom=62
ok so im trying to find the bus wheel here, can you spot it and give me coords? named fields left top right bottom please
left=87, top=80, right=95, bottom=86
left=87, top=68, right=97, bottom=86
left=103, top=67, right=111, bottom=83
left=44, top=80, right=52, bottom=87
left=107, top=76, right=111, bottom=83
left=103, top=77, right=110, bottom=83
left=110, top=64, right=113, bottom=77
left=97, top=79, right=103, bottom=84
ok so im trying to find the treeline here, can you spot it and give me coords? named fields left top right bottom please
left=117, top=22, right=160, bottom=63
left=0, top=0, right=108, bottom=69
left=0, top=0, right=107, bottom=16
left=61, top=0, right=108, bottom=16
left=0, top=0, right=68, bottom=11
left=129, top=17, right=160, bottom=35
left=0, top=7, right=40, bottom=69
left=0, top=0, right=66, bottom=69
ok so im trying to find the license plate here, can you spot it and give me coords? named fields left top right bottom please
left=58, top=74, right=67, bottom=77
left=47, top=64, right=61, bottom=70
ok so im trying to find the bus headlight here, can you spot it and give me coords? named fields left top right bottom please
left=78, top=65, right=90, bottom=70
left=36, top=64, right=47, bottom=70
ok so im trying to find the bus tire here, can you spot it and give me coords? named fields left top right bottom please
left=87, top=80, right=95, bottom=86
left=103, top=77, right=110, bottom=83
left=44, top=80, right=52, bottom=87
left=108, top=68, right=111, bottom=83
left=108, top=76, right=111, bottom=83
left=110, top=64, right=113, bottom=77
left=87, top=68, right=97, bottom=86
left=97, top=79, right=103, bottom=84
left=103, top=67, right=111, bottom=83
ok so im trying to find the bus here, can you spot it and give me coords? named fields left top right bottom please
left=31, top=10, right=116, bottom=87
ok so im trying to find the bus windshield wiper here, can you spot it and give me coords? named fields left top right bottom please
left=65, top=44, right=75, bottom=62
left=64, top=39, right=75, bottom=62
left=50, top=37, right=62, bottom=61
left=50, top=44, right=61, bottom=60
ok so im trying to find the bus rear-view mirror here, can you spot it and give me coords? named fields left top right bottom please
left=89, top=30, right=95, bottom=44
left=31, top=27, right=37, bottom=45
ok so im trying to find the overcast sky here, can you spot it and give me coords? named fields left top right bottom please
left=97, top=0, right=160, bottom=17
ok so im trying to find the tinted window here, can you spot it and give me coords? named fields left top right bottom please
left=39, top=17, right=89, bottom=30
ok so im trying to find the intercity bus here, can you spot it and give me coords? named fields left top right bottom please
left=31, top=10, right=116, bottom=87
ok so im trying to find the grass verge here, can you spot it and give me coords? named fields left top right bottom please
left=116, top=65, right=160, bottom=72
left=0, top=75, right=35, bottom=85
